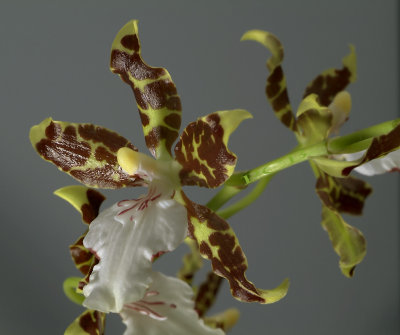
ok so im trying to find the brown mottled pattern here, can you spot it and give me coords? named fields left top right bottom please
left=36, top=121, right=91, bottom=171
left=195, top=272, right=223, bottom=317
left=182, top=192, right=265, bottom=303
left=78, top=124, right=137, bottom=153
left=303, top=68, right=351, bottom=107
left=79, top=310, right=105, bottom=335
left=342, top=124, right=400, bottom=176
left=316, top=172, right=372, bottom=215
left=110, top=34, right=182, bottom=156
left=145, top=126, right=179, bottom=158
left=70, top=234, right=94, bottom=275
left=81, top=189, right=106, bottom=224
left=35, top=121, right=142, bottom=189
left=175, top=114, right=236, bottom=188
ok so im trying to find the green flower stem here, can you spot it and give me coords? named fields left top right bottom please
left=226, top=118, right=400, bottom=187
left=328, top=118, right=400, bottom=153
left=217, top=174, right=274, bottom=219
left=227, top=141, right=327, bottom=186
left=206, top=184, right=246, bottom=212
left=63, top=277, right=85, bottom=305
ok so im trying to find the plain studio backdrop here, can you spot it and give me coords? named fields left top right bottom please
left=0, top=1, right=398, bottom=334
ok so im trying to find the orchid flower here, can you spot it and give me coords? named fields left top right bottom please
left=242, top=30, right=400, bottom=277
left=56, top=186, right=232, bottom=335
left=30, top=20, right=289, bottom=316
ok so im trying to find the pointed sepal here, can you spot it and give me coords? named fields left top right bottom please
left=110, top=20, right=182, bottom=159
left=64, top=310, right=105, bottom=335
left=303, top=45, right=356, bottom=106
left=178, top=191, right=289, bottom=304
left=30, top=118, right=143, bottom=188
left=321, top=206, right=366, bottom=277
left=241, top=30, right=297, bottom=132
left=174, top=109, right=252, bottom=188
left=54, top=185, right=106, bottom=225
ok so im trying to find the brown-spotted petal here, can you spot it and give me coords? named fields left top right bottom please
left=30, top=118, right=144, bottom=188
left=110, top=20, right=182, bottom=160
left=54, top=185, right=106, bottom=225
left=241, top=30, right=297, bottom=132
left=321, top=205, right=366, bottom=278
left=303, top=45, right=356, bottom=106
left=174, top=109, right=252, bottom=188
left=54, top=186, right=104, bottom=275
left=177, top=191, right=289, bottom=304
left=65, top=309, right=105, bottom=335
left=315, top=170, right=372, bottom=216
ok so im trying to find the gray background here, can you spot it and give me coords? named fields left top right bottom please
left=0, top=0, right=398, bottom=334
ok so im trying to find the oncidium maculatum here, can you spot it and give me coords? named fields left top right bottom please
left=30, top=20, right=290, bottom=335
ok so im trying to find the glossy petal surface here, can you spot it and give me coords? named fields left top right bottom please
left=110, top=20, right=182, bottom=159
left=83, top=186, right=187, bottom=313
left=241, top=30, right=297, bottom=132
left=120, top=272, right=224, bottom=335
left=30, top=118, right=142, bottom=188
left=175, top=109, right=252, bottom=188
left=179, top=191, right=289, bottom=304
left=65, top=309, right=105, bottom=335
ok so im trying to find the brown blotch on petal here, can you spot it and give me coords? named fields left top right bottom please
left=78, top=124, right=136, bottom=153
left=70, top=168, right=141, bottom=189
left=164, top=112, right=181, bottom=130
left=121, top=34, right=140, bottom=52
left=139, top=110, right=150, bottom=126
left=36, top=124, right=91, bottom=172
left=95, top=146, right=117, bottom=165
left=145, top=126, right=178, bottom=157
left=144, top=80, right=180, bottom=110
left=175, top=116, right=236, bottom=188
left=81, top=189, right=106, bottom=224
left=304, top=68, right=351, bottom=106
left=45, top=120, right=62, bottom=140
left=79, top=310, right=104, bottom=335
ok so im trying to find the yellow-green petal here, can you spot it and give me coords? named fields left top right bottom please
left=110, top=20, right=181, bottom=160
left=178, top=191, right=289, bottom=304
left=321, top=206, right=366, bottom=278
left=241, top=30, right=297, bottom=132
left=30, top=118, right=143, bottom=189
